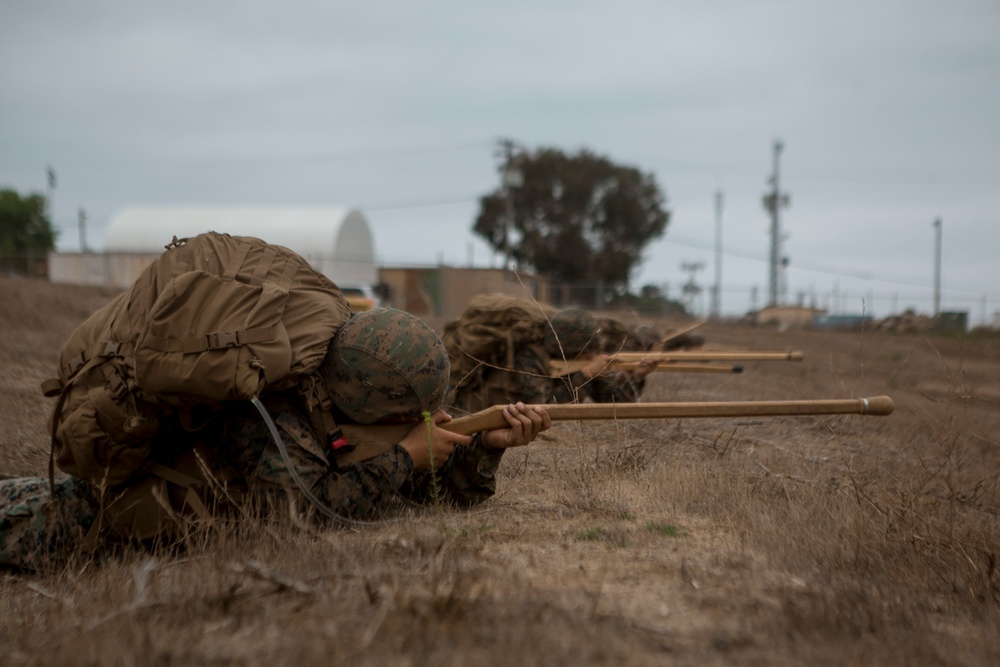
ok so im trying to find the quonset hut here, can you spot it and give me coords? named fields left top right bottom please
left=50, top=207, right=377, bottom=289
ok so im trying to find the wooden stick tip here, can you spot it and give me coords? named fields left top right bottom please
left=863, top=395, right=894, bottom=416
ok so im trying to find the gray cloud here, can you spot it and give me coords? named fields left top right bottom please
left=2, top=0, right=998, bottom=322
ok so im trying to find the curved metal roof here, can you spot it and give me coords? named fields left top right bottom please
left=104, top=206, right=377, bottom=285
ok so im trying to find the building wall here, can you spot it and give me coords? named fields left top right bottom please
left=49, top=252, right=158, bottom=289
left=102, top=207, right=377, bottom=287
left=438, top=267, right=549, bottom=317
left=377, top=267, right=436, bottom=316
left=378, top=266, right=550, bottom=319
left=49, top=251, right=550, bottom=322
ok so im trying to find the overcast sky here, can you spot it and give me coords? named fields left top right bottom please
left=2, top=0, right=998, bottom=323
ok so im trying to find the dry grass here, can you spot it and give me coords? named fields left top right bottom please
left=1, top=275, right=999, bottom=666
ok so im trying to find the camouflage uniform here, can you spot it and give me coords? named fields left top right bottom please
left=0, top=395, right=503, bottom=571
left=544, top=309, right=645, bottom=404
left=592, top=318, right=663, bottom=399
left=550, top=358, right=643, bottom=404
left=0, top=474, right=99, bottom=571
left=217, top=393, right=506, bottom=516
left=446, top=308, right=645, bottom=414
left=0, top=309, right=503, bottom=571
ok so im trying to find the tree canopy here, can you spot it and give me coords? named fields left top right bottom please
left=473, top=143, right=669, bottom=301
left=0, top=188, right=58, bottom=274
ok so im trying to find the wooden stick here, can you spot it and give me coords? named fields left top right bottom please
left=658, top=320, right=705, bottom=346
left=448, top=396, right=893, bottom=432
left=609, top=362, right=743, bottom=374
left=336, top=395, right=893, bottom=464
left=550, top=350, right=803, bottom=374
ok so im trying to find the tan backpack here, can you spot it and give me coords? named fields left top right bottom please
left=441, top=294, right=555, bottom=414
left=42, top=232, right=352, bottom=490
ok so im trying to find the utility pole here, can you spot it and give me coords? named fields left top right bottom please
left=711, top=190, right=723, bottom=319
left=497, top=139, right=522, bottom=272
left=762, top=141, right=790, bottom=307
left=681, top=261, right=705, bottom=317
left=46, top=166, right=56, bottom=227
left=78, top=207, right=88, bottom=253
left=933, top=217, right=942, bottom=317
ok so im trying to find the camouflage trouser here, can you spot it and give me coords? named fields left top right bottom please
left=0, top=474, right=99, bottom=571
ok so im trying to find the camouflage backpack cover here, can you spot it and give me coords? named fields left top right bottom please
left=441, top=294, right=555, bottom=413
left=42, top=232, right=353, bottom=490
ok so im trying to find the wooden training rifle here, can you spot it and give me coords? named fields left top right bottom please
left=336, top=395, right=893, bottom=464
left=549, top=350, right=804, bottom=375
left=615, top=363, right=744, bottom=374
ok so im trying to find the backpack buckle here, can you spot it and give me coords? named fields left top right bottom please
left=208, top=332, right=239, bottom=349
left=108, top=374, right=128, bottom=400
left=101, top=341, right=122, bottom=358
left=64, top=352, right=87, bottom=377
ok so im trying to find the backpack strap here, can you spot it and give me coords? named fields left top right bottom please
left=298, top=374, right=339, bottom=445
left=45, top=353, right=110, bottom=498
left=58, top=340, right=134, bottom=384
left=148, top=463, right=212, bottom=522
left=222, top=242, right=252, bottom=280
left=141, top=326, right=279, bottom=355
left=40, top=377, right=63, bottom=397
left=80, top=454, right=215, bottom=551
left=504, top=329, right=516, bottom=369
left=221, top=242, right=297, bottom=289
left=249, top=246, right=277, bottom=285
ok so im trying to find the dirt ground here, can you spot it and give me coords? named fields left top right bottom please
left=1, top=275, right=998, bottom=666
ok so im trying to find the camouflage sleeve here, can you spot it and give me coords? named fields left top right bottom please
left=550, top=370, right=592, bottom=403
left=448, top=346, right=554, bottom=415
left=0, top=474, right=99, bottom=571
left=221, top=397, right=415, bottom=520
left=403, top=433, right=505, bottom=507
left=510, top=346, right=556, bottom=405
left=550, top=366, right=644, bottom=404
left=585, top=371, right=642, bottom=403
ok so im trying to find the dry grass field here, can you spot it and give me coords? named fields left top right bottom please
left=1, top=275, right=999, bottom=666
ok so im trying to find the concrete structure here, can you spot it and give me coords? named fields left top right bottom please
left=378, top=266, right=550, bottom=320
left=48, top=251, right=158, bottom=289
left=50, top=207, right=376, bottom=289
left=47, top=206, right=556, bottom=320
left=936, top=311, right=968, bottom=333
left=754, top=305, right=826, bottom=329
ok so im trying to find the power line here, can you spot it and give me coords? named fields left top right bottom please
left=0, top=141, right=493, bottom=173
left=4, top=147, right=996, bottom=188
left=46, top=199, right=998, bottom=299
left=359, top=195, right=480, bottom=212
left=661, top=234, right=998, bottom=297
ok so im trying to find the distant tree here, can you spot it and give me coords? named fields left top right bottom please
left=473, top=142, right=669, bottom=303
left=0, top=188, right=58, bottom=274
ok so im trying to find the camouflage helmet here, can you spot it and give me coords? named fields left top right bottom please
left=320, top=308, right=449, bottom=424
left=543, top=308, right=598, bottom=358
left=596, top=317, right=632, bottom=353
left=629, top=325, right=662, bottom=351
